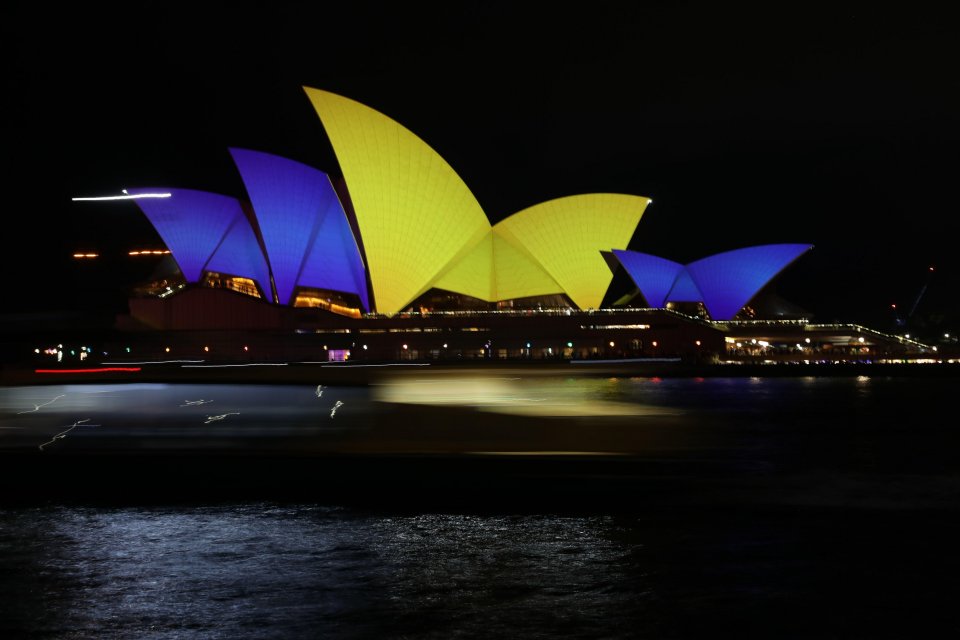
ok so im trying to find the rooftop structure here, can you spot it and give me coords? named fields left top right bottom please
left=130, top=89, right=659, bottom=316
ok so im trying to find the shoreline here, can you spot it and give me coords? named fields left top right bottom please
left=3, top=359, right=960, bottom=387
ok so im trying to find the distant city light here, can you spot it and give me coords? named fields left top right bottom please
left=129, top=250, right=171, bottom=256
left=72, top=253, right=99, bottom=259
left=72, top=192, right=172, bottom=201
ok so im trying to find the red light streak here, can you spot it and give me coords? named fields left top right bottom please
left=35, top=367, right=141, bottom=374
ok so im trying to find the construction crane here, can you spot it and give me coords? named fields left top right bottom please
left=908, top=266, right=936, bottom=320
left=894, top=266, right=935, bottom=328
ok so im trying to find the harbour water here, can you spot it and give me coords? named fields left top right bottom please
left=2, top=374, right=959, bottom=638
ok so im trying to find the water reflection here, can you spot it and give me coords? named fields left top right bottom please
left=0, top=505, right=657, bottom=639
left=3, top=503, right=960, bottom=638
left=3, top=375, right=960, bottom=637
left=372, top=375, right=678, bottom=417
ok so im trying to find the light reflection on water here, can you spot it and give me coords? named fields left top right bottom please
left=0, top=374, right=925, bottom=429
left=372, top=373, right=895, bottom=418
left=0, top=505, right=657, bottom=639
left=2, top=502, right=960, bottom=638
left=372, top=374, right=672, bottom=416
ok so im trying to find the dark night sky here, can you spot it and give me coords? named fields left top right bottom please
left=3, top=2, right=958, bottom=330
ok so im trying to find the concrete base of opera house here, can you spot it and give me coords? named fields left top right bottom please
left=2, top=287, right=947, bottom=379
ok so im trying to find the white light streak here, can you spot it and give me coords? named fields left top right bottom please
left=204, top=412, right=240, bottom=424
left=570, top=357, right=682, bottom=364
left=71, top=193, right=172, bottom=201
left=181, top=363, right=288, bottom=368
left=18, top=394, right=65, bottom=414
left=317, top=363, right=431, bottom=368
left=39, top=418, right=99, bottom=451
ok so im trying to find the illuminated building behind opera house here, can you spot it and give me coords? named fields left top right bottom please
left=103, top=89, right=930, bottom=363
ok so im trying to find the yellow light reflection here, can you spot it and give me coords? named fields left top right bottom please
left=374, top=375, right=678, bottom=417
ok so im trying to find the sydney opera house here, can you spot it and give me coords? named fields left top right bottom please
left=105, top=88, right=921, bottom=363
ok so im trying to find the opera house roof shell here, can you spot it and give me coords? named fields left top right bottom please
left=612, top=244, right=813, bottom=320
left=129, top=88, right=807, bottom=320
